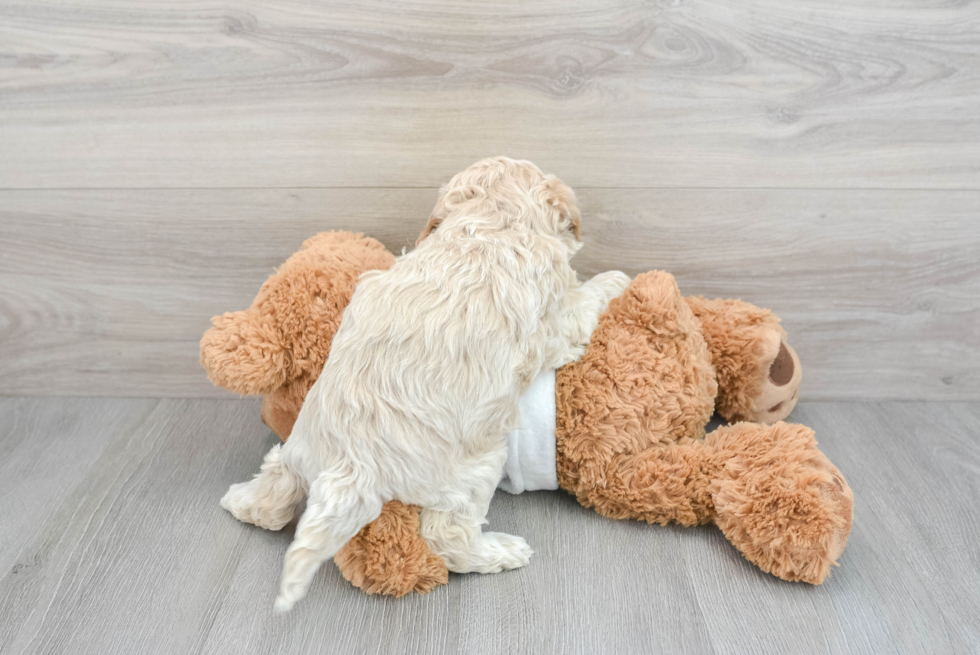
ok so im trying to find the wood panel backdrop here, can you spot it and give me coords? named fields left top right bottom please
left=1, top=0, right=978, bottom=400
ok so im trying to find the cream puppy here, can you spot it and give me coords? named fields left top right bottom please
left=221, top=157, right=630, bottom=611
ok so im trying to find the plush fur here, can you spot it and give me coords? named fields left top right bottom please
left=202, top=232, right=851, bottom=600
left=201, top=230, right=396, bottom=403
left=216, top=157, right=629, bottom=611
left=555, top=272, right=851, bottom=584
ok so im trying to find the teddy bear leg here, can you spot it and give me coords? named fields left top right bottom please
left=705, top=422, right=853, bottom=584
left=560, top=423, right=852, bottom=584
left=684, top=296, right=802, bottom=423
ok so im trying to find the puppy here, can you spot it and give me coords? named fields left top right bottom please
left=221, top=157, right=630, bottom=611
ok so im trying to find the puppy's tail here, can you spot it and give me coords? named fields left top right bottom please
left=200, top=309, right=290, bottom=395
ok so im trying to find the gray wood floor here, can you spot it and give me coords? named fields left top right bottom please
left=1, top=397, right=978, bottom=655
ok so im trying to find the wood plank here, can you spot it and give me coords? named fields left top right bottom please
left=0, top=397, right=158, bottom=573
left=1, top=0, right=978, bottom=189
left=1, top=398, right=978, bottom=654
left=1, top=188, right=977, bottom=400
left=0, top=398, right=273, bottom=655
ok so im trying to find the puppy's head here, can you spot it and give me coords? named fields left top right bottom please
left=418, top=157, right=582, bottom=253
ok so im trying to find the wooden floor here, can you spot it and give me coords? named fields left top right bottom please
left=1, top=397, right=978, bottom=655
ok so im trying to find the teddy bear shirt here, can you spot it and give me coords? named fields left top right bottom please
left=498, top=369, right=559, bottom=494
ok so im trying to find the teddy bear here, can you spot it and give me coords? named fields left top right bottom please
left=201, top=230, right=853, bottom=597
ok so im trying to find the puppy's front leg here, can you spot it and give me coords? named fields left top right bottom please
left=550, top=270, right=631, bottom=368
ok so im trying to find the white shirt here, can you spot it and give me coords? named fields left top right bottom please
left=498, top=370, right=559, bottom=495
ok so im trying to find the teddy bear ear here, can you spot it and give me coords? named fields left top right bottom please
left=200, top=310, right=289, bottom=395
left=537, top=176, right=581, bottom=241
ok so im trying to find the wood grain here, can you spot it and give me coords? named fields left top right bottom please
left=0, top=0, right=978, bottom=189
left=1, top=188, right=977, bottom=400
left=1, top=398, right=978, bottom=654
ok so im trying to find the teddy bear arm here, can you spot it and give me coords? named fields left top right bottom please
left=200, top=310, right=290, bottom=396
left=333, top=501, right=448, bottom=597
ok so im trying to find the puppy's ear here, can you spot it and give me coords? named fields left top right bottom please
left=539, top=176, right=581, bottom=241
left=417, top=183, right=449, bottom=245
left=416, top=214, right=442, bottom=245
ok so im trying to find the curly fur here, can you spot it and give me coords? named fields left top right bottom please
left=334, top=501, right=448, bottom=596
left=217, top=157, right=630, bottom=611
left=203, top=222, right=851, bottom=600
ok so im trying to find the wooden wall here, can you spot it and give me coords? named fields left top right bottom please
left=1, top=0, right=978, bottom=400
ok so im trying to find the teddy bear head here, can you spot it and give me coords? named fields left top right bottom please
left=200, top=231, right=395, bottom=435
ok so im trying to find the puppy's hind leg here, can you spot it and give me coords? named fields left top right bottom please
left=274, top=469, right=383, bottom=612
left=419, top=471, right=533, bottom=575
left=420, top=508, right=533, bottom=574
left=221, top=444, right=307, bottom=531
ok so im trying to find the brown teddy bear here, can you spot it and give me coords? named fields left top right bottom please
left=201, top=231, right=853, bottom=597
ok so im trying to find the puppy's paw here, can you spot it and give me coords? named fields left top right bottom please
left=473, top=532, right=533, bottom=573
left=591, top=270, right=631, bottom=302
left=220, top=482, right=251, bottom=517
left=221, top=481, right=293, bottom=531
left=554, top=343, right=587, bottom=369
